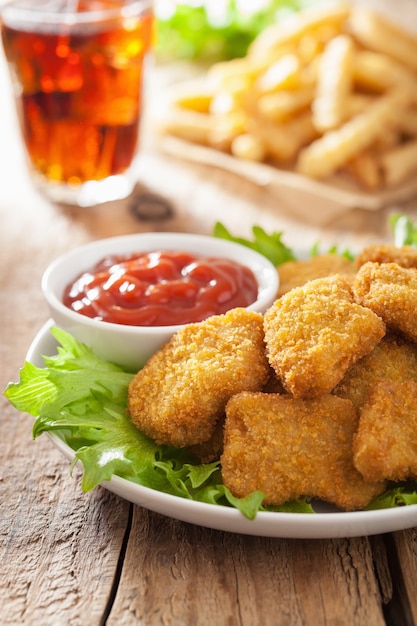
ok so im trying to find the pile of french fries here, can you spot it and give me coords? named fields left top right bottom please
left=156, top=2, right=417, bottom=191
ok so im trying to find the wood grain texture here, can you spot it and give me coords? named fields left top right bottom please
left=388, top=531, right=417, bottom=625
left=106, top=509, right=387, bottom=626
left=396, top=530, right=417, bottom=623
left=0, top=399, right=131, bottom=625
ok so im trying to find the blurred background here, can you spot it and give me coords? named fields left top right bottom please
left=1, top=0, right=416, bottom=65
left=154, top=0, right=325, bottom=63
left=153, top=0, right=417, bottom=63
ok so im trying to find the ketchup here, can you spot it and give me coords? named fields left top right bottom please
left=62, top=250, right=258, bottom=326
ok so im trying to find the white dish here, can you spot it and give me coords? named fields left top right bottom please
left=26, top=320, right=417, bottom=539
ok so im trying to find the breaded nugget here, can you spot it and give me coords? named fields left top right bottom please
left=353, top=262, right=417, bottom=343
left=221, top=392, right=386, bottom=510
left=277, top=253, right=355, bottom=297
left=354, top=380, right=417, bottom=483
left=334, top=333, right=417, bottom=411
left=128, top=308, right=270, bottom=447
left=355, top=244, right=417, bottom=270
left=264, top=275, right=386, bottom=398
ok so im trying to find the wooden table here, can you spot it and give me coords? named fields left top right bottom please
left=2, top=9, right=417, bottom=625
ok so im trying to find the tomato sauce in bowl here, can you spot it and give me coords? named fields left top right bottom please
left=62, top=250, right=259, bottom=326
left=42, top=232, right=279, bottom=369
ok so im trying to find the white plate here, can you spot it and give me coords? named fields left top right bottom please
left=26, top=320, right=417, bottom=539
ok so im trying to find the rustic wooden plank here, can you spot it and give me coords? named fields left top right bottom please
left=383, top=530, right=417, bottom=626
left=0, top=397, right=131, bottom=626
left=0, top=203, right=131, bottom=626
left=107, top=508, right=386, bottom=626
left=396, top=529, right=417, bottom=624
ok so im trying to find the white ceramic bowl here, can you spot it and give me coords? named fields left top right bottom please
left=42, top=232, right=279, bottom=371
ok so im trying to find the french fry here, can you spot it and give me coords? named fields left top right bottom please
left=206, top=57, right=260, bottom=89
left=248, top=2, right=350, bottom=63
left=156, top=108, right=215, bottom=145
left=380, top=139, right=417, bottom=187
left=257, top=86, right=315, bottom=121
left=297, top=33, right=323, bottom=64
left=208, top=111, right=247, bottom=152
left=209, top=85, right=249, bottom=116
left=373, top=128, right=402, bottom=152
left=247, top=117, right=300, bottom=163
left=353, top=51, right=397, bottom=93
left=353, top=51, right=417, bottom=100
left=230, top=133, right=266, bottom=162
left=346, top=94, right=376, bottom=118
left=256, top=54, right=302, bottom=94
left=287, top=112, right=320, bottom=154
left=349, top=9, right=417, bottom=74
left=344, top=151, right=383, bottom=190
left=312, top=34, right=355, bottom=131
left=297, top=22, right=348, bottom=64
left=167, top=80, right=215, bottom=113
left=251, top=111, right=318, bottom=163
left=296, top=89, right=411, bottom=179
left=397, top=107, right=417, bottom=137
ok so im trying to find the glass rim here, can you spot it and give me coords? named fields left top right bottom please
left=1, top=1, right=152, bottom=26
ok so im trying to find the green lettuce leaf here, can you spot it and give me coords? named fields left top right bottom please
left=390, top=213, right=417, bottom=247
left=155, top=0, right=313, bottom=63
left=213, top=222, right=296, bottom=266
left=213, top=221, right=357, bottom=264
left=264, top=499, right=315, bottom=514
left=309, top=241, right=355, bottom=261
left=365, top=486, right=417, bottom=510
left=5, top=326, right=133, bottom=416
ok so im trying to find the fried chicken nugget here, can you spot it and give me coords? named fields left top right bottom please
left=277, top=253, right=355, bottom=297
left=128, top=308, right=270, bottom=447
left=353, top=262, right=417, bottom=343
left=334, top=333, right=417, bottom=411
left=221, top=392, right=386, bottom=510
left=264, top=275, right=386, bottom=398
left=353, top=380, right=417, bottom=483
left=355, top=244, right=417, bottom=270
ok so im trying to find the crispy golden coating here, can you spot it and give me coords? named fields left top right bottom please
left=353, top=380, right=417, bottom=482
left=264, top=275, right=386, bottom=398
left=128, top=308, right=270, bottom=448
left=355, top=244, right=417, bottom=270
left=187, top=418, right=225, bottom=463
left=334, top=333, right=417, bottom=411
left=277, top=253, right=355, bottom=297
left=221, top=392, right=386, bottom=510
left=353, top=262, right=417, bottom=343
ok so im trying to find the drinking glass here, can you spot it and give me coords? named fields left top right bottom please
left=1, top=0, right=153, bottom=206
